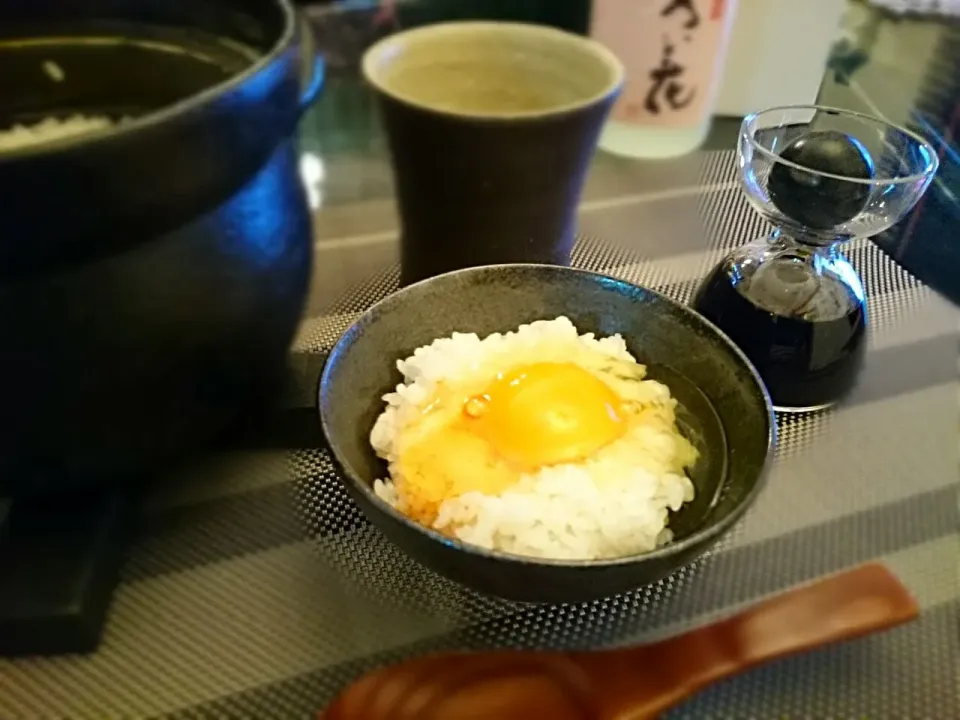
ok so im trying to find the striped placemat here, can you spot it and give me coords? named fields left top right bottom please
left=1, top=150, right=956, bottom=720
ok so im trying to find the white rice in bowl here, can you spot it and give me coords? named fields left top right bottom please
left=371, top=316, right=699, bottom=561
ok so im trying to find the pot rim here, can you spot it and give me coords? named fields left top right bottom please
left=0, top=0, right=298, bottom=162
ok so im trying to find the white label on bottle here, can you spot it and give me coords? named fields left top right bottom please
left=591, top=0, right=735, bottom=128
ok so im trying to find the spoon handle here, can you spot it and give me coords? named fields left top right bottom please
left=581, top=563, right=919, bottom=719
left=320, top=564, right=918, bottom=720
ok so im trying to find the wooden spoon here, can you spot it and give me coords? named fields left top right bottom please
left=319, top=563, right=917, bottom=719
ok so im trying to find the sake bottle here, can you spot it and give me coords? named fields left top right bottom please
left=590, top=0, right=739, bottom=159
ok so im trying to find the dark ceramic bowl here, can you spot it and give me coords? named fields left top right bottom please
left=320, top=264, right=775, bottom=603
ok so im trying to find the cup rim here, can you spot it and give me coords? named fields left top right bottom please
left=361, top=21, right=625, bottom=121
left=742, top=104, right=940, bottom=186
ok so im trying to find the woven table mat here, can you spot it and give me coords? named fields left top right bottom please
left=1, top=150, right=956, bottom=720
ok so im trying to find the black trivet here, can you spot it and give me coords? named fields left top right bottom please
left=0, top=352, right=325, bottom=658
left=0, top=485, right=137, bottom=656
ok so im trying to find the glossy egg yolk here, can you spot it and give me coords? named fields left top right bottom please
left=463, top=362, right=625, bottom=468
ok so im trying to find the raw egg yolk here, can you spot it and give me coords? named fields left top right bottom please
left=463, top=362, right=625, bottom=468
left=393, top=428, right=518, bottom=525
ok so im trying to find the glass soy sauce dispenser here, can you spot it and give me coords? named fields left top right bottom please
left=693, top=106, right=938, bottom=412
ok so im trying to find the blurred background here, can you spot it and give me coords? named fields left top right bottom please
left=296, top=0, right=960, bottom=305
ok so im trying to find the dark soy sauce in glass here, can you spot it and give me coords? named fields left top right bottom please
left=693, top=261, right=867, bottom=411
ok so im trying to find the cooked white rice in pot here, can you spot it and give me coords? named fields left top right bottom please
left=0, top=115, right=119, bottom=152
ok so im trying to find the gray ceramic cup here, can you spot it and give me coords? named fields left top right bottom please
left=362, top=22, right=624, bottom=285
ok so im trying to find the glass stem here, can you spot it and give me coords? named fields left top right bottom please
left=749, top=229, right=828, bottom=317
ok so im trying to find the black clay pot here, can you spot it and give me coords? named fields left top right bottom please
left=0, top=0, right=324, bottom=494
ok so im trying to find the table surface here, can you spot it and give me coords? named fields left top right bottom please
left=1, top=6, right=958, bottom=719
